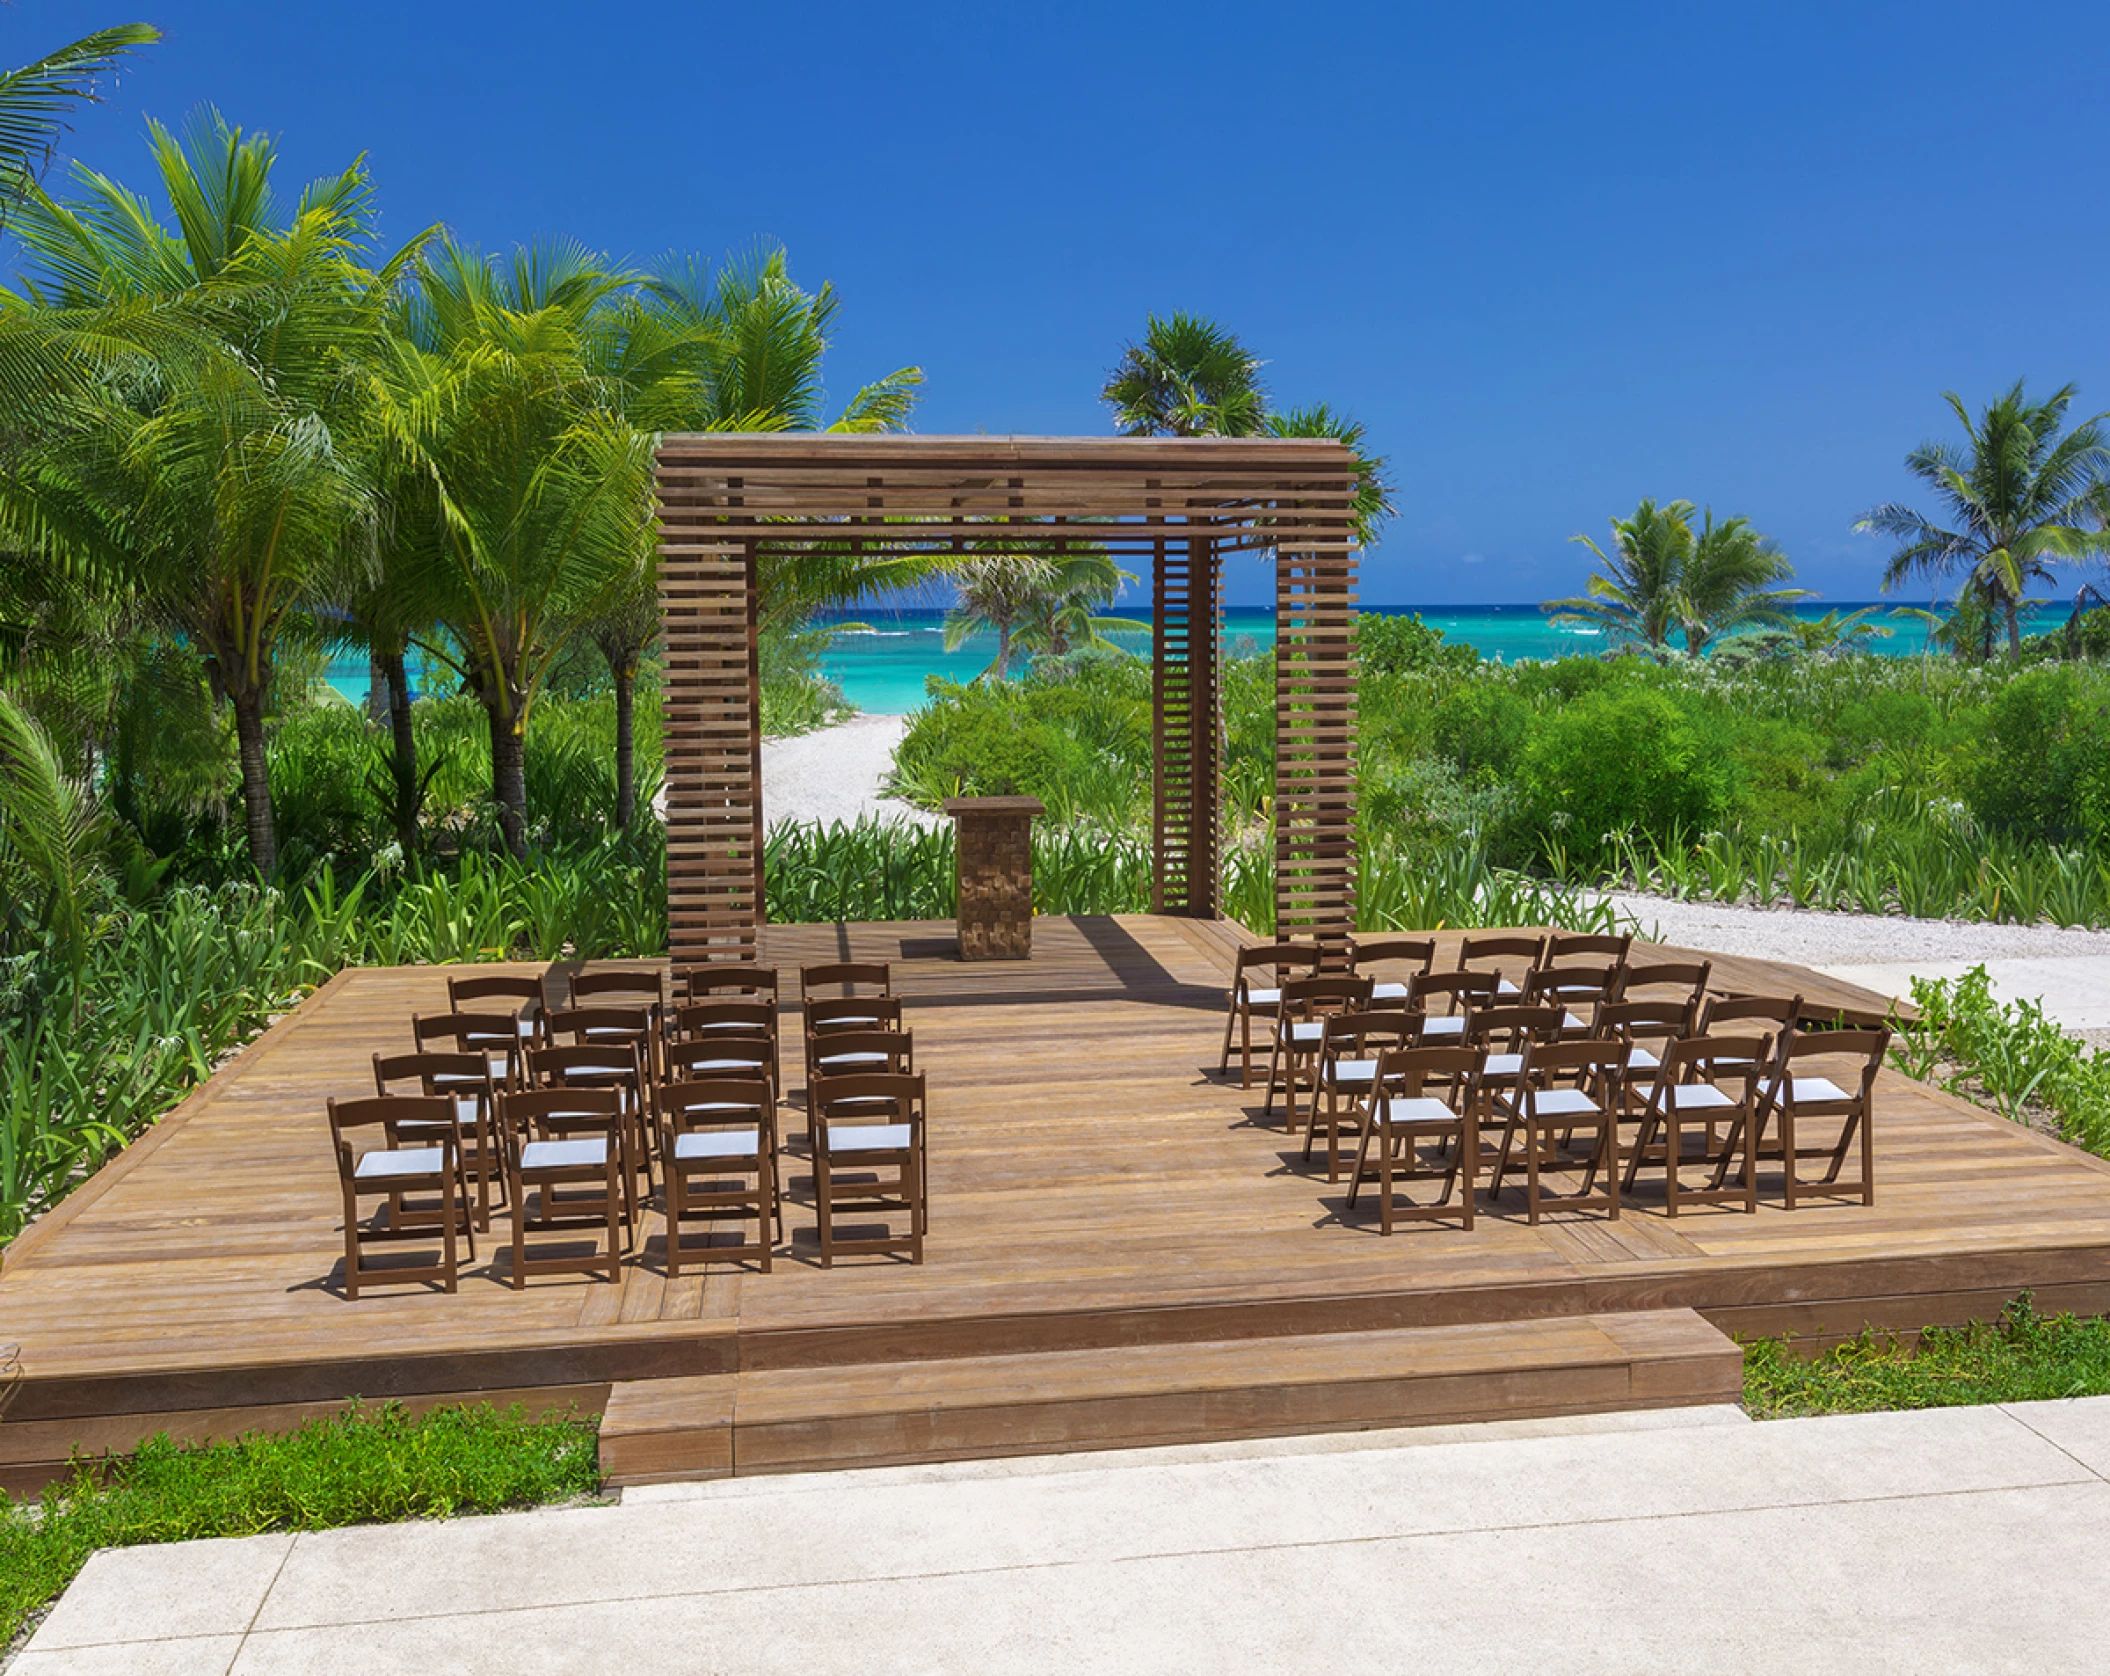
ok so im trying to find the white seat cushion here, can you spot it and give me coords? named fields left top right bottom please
left=818, top=1013, right=882, bottom=1029
left=1626, top=1047, right=1662, bottom=1072
left=818, top=1050, right=891, bottom=1068
left=521, top=1137, right=608, bottom=1171
left=1497, top=978, right=1521, bottom=996
left=1378, top=1095, right=1458, bottom=1124
left=1518, top=1088, right=1601, bottom=1119
left=1327, top=1059, right=1379, bottom=1084
left=1370, top=980, right=1411, bottom=1001
left=1285, top=1021, right=1326, bottom=1044
left=1633, top=1082, right=1735, bottom=1112
left=565, top=1058, right=634, bottom=1077
left=1418, top=1016, right=1467, bottom=1039
left=355, top=1146, right=446, bottom=1181
left=1785, top=1075, right=1852, bottom=1105
left=826, top=1123, right=913, bottom=1153
left=1562, top=1011, right=1588, bottom=1031
left=1242, top=986, right=1283, bottom=1008
left=1483, top=1052, right=1524, bottom=1077
left=673, top=1129, right=763, bottom=1161
left=685, top=1058, right=766, bottom=1075
left=516, top=1017, right=537, bottom=1039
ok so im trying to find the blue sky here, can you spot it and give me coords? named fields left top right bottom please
left=13, top=0, right=2110, bottom=608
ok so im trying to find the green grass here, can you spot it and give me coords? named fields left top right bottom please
left=0, top=1401, right=600, bottom=1648
left=1742, top=1294, right=2110, bottom=1419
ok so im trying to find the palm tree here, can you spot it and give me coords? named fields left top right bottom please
left=0, top=23, right=158, bottom=228
left=1103, top=312, right=1269, bottom=438
left=1857, top=381, right=2110, bottom=660
left=1676, top=512, right=1809, bottom=655
left=7, top=109, right=420, bottom=873
left=1789, top=605, right=1894, bottom=656
left=1547, top=498, right=1695, bottom=651
left=942, top=542, right=1137, bottom=679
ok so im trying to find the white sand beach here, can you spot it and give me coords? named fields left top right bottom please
left=759, top=714, right=937, bottom=829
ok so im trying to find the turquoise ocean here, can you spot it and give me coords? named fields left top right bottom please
left=322, top=602, right=2062, bottom=714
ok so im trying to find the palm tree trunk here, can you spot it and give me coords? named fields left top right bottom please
left=230, top=685, right=277, bottom=876
left=487, top=704, right=528, bottom=859
left=995, top=625, right=1012, bottom=679
left=380, top=645, right=419, bottom=853
left=2005, top=599, right=2023, bottom=660
left=613, top=660, right=637, bottom=828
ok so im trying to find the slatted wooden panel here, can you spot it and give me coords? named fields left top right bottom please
left=1274, top=545, right=1358, bottom=953
left=1151, top=524, right=1220, bottom=916
left=656, top=489, right=763, bottom=975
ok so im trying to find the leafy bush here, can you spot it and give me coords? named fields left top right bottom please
left=0, top=1402, right=599, bottom=1646
left=1429, top=684, right=1531, bottom=781
left=1893, top=963, right=2110, bottom=1149
left=1516, top=687, right=1738, bottom=860
left=1966, top=667, right=2110, bottom=844
left=1357, top=611, right=1478, bottom=676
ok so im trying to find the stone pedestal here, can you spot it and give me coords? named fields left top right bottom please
left=943, top=795, right=1044, bottom=961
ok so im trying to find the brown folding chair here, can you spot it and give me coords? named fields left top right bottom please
left=1344, top=1045, right=1486, bottom=1233
left=494, top=1086, right=627, bottom=1286
left=685, top=963, right=780, bottom=1006
left=1543, top=930, right=1634, bottom=968
left=372, top=1050, right=501, bottom=1230
left=803, top=995, right=905, bottom=1088
left=1695, top=993, right=1803, bottom=1082
left=811, top=1071, right=927, bottom=1267
left=1593, top=998, right=1697, bottom=1091
left=1615, top=959, right=1713, bottom=1011
left=1521, top=962, right=1620, bottom=1037
left=1488, top=1038, right=1631, bottom=1223
left=1346, top=936, right=1435, bottom=1008
left=542, top=966, right=667, bottom=1016
left=810, top=1027, right=914, bottom=1082
left=1624, top=1033, right=1771, bottom=1215
left=1454, top=933, right=1545, bottom=1000
left=446, top=972, right=545, bottom=1050
left=1402, top=968, right=1502, bottom=1045
left=327, top=1094, right=469, bottom=1298
left=1264, top=974, right=1375, bottom=1133
left=411, top=1010, right=522, bottom=1088
left=667, top=999, right=782, bottom=1090
left=1305, top=1010, right=1418, bottom=1182
left=1753, top=1027, right=1889, bottom=1208
left=1219, top=941, right=1323, bottom=1086
left=522, top=1039, right=647, bottom=1218
left=658, top=1075, right=780, bottom=1273
left=1464, top=1002, right=1568, bottom=1124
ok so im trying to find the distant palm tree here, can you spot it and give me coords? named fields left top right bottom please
left=942, top=543, right=1136, bottom=680
left=1677, top=512, right=1809, bottom=656
left=1547, top=498, right=1695, bottom=651
left=1857, top=381, right=2110, bottom=660
left=1789, top=605, right=1895, bottom=656
left=1102, top=312, right=1268, bottom=439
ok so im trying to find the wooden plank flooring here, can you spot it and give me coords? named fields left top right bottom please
left=2, top=915, right=2105, bottom=1473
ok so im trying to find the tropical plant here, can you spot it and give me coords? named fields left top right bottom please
left=941, top=540, right=1139, bottom=679
left=1676, top=511, right=1809, bottom=655
left=0, top=687, right=110, bottom=993
left=7, top=109, right=425, bottom=873
left=1547, top=497, right=1694, bottom=651
left=1859, top=381, right=2110, bottom=660
left=1790, top=605, right=1895, bottom=655
left=0, top=22, right=158, bottom=226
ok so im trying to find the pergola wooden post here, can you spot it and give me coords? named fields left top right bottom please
left=655, top=436, right=1359, bottom=983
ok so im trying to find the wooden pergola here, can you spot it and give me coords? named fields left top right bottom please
left=655, top=434, right=1361, bottom=977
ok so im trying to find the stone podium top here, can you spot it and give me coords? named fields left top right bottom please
left=941, top=796, right=1047, bottom=818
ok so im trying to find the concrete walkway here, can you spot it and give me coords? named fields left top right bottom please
left=18, top=1397, right=2110, bottom=1673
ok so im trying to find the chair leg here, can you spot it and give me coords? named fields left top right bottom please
left=440, top=1159, right=459, bottom=1293
left=1219, top=1004, right=1237, bottom=1075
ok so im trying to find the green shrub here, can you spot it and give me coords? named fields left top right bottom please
left=1517, top=687, right=1737, bottom=858
left=1429, top=684, right=1531, bottom=781
left=0, top=1402, right=599, bottom=1646
left=1966, top=667, right=2110, bottom=844
left=1357, top=611, right=1478, bottom=676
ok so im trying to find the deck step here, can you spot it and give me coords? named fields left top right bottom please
left=598, top=1307, right=1740, bottom=1486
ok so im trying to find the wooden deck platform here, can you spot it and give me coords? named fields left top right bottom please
left=4, top=914, right=2108, bottom=1489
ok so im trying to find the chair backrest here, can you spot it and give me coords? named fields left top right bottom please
left=805, top=994, right=904, bottom=1036
left=1522, top=962, right=1621, bottom=1008
left=1347, top=937, right=1435, bottom=978
left=1772, top=1027, right=1890, bottom=1100
left=1698, top=991, right=1803, bottom=1033
left=1465, top=1003, right=1567, bottom=1052
left=1232, top=941, right=1322, bottom=988
left=667, top=999, right=777, bottom=1042
left=812, top=1071, right=926, bottom=1135
left=327, top=1093, right=455, bottom=1176
left=1516, top=1036, right=1630, bottom=1089
left=373, top=1049, right=493, bottom=1102
left=1616, top=960, right=1712, bottom=1005
left=524, top=1040, right=645, bottom=1094
left=685, top=963, right=780, bottom=1004
left=540, top=1005, right=654, bottom=1048
left=656, top=1075, right=773, bottom=1133
left=1375, top=1043, right=1486, bottom=1108
left=1407, top=969, right=1502, bottom=1018
left=1544, top=931, right=1634, bottom=966
left=663, top=1035, right=774, bottom=1084
left=496, top=1085, right=624, bottom=1145
left=542, top=967, right=665, bottom=1014
left=1455, top=933, right=1546, bottom=973
left=800, top=961, right=891, bottom=1000
left=1318, top=1010, right=1416, bottom=1062
left=1278, top=974, right=1375, bottom=1019
left=809, top=1028, right=914, bottom=1076
left=410, top=1011, right=521, bottom=1077
left=1593, top=1000, right=1696, bottom=1052
left=1655, top=1033, right=1774, bottom=1099
left=445, top=972, right=542, bottom=1013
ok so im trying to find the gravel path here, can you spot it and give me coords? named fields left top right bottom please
left=759, top=714, right=936, bottom=830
